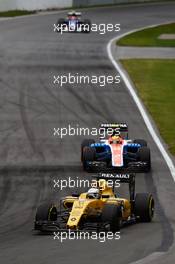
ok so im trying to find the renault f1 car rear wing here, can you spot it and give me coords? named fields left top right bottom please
left=92, top=173, right=135, bottom=203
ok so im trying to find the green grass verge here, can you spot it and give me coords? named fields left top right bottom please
left=117, top=23, right=175, bottom=47
left=121, top=59, right=175, bottom=155
left=73, top=0, right=175, bottom=8
left=0, top=10, right=36, bottom=17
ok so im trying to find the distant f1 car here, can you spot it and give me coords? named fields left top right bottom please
left=56, top=11, right=91, bottom=33
left=81, top=123, right=151, bottom=172
left=34, top=173, right=154, bottom=233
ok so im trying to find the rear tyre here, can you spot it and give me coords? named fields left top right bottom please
left=81, top=139, right=95, bottom=162
left=82, top=147, right=96, bottom=171
left=134, top=139, right=147, bottom=147
left=82, top=19, right=91, bottom=33
left=137, top=146, right=151, bottom=172
left=101, top=204, right=121, bottom=232
left=134, top=193, right=154, bottom=222
left=56, top=19, right=66, bottom=32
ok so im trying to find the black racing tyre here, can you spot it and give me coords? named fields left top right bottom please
left=137, top=146, right=151, bottom=171
left=101, top=204, right=121, bottom=232
left=81, top=139, right=95, bottom=162
left=56, top=18, right=66, bottom=32
left=82, top=146, right=96, bottom=171
left=134, top=193, right=154, bottom=222
left=57, top=18, right=65, bottom=25
left=133, top=139, right=147, bottom=147
left=35, top=203, right=57, bottom=222
left=82, top=19, right=91, bottom=33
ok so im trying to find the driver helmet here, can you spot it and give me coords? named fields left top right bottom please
left=68, top=11, right=77, bottom=18
left=87, top=188, right=100, bottom=199
left=109, top=135, right=122, bottom=144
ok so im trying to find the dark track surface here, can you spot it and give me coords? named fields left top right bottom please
left=0, top=2, right=175, bottom=264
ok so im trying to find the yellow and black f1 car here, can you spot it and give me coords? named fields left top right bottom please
left=34, top=174, right=154, bottom=232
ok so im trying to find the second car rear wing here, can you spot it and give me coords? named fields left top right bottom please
left=100, top=123, right=128, bottom=138
left=100, top=123, right=128, bottom=131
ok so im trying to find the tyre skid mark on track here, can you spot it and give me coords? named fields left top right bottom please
left=0, top=173, right=12, bottom=214
left=19, top=88, right=45, bottom=160
left=66, top=83, right=109, bottom=121
left=0, top=172, right=49, bottom=238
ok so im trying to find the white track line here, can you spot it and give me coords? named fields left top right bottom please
left=107, top=23, right=175, bottom=181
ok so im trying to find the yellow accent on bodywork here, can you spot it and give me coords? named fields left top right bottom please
left=64, top=180, right=132, bottom=229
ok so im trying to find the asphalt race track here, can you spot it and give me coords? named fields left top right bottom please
left=0, top=2, right=175, bottom=264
